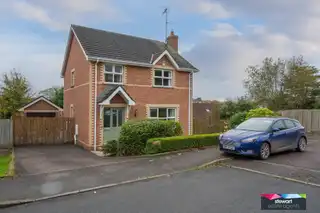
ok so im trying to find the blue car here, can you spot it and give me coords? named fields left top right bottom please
left=219, top=117, right=307, bottom=160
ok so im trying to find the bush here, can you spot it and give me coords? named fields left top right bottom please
left=246, top=108, right=278, bottom=120
left=229, top=111, right=247, bottom=129
left=145, top=133, right=220, bottom=154
left=102, top=140, right=119, bottom=156
left=119, top=120, right=183, bottom=156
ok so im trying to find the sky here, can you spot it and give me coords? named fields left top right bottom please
left=1, top=0, right=320, bottom=101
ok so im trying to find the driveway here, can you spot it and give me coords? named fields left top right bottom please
left=15, top=145, right=128, bottom=176
left=223, top=135, right=320, bottom=184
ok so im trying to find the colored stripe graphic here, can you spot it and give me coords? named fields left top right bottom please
left=261, top=194, right=307, bottom=200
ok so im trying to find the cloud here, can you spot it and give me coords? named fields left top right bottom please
left=0, top=33, right=64, bottom=92
left=179, top=0, right=232, bottom=19
left=4, top=0, right=128, bottom=31
left=184, top=24, right=320, bottom=100
left=176, top=0, right=320, bottom=100
left=202, top=23, right=242, bottom=37
left=11, top=1, right=66, bottom=31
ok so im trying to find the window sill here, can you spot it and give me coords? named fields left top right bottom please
left=152, top=85, right=173, bottom=89
left=102, top=82, right=124, bottom=85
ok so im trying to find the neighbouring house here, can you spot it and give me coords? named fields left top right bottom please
left=18, top=96, right=63, bottom=117
left=61, top=24, right=199, bottom=151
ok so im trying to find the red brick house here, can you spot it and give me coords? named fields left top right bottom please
left=61, top=25, right=199, bottom=151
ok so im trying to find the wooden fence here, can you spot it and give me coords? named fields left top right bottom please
left=13, top=116, right=75, bottom=146
left=0, top=119, right=13, bottom=149
left=193, top=101, right=226, bottom=134
left=280, top=110, right=320, bottom=133
left=193, top=118, right=226, bottom=134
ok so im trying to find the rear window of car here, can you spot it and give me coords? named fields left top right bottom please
left=293, top=120, right=302, bottom=127
left=284, top=120, right=296, bottom=129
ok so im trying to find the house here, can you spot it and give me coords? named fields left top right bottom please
left=18, top=96, right=63, bottom=117
left=61, top=24, right=199, bottom=151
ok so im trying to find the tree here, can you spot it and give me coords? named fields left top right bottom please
left=220, top=96, right=256, bottom=119
left=39, top=86, right=63, bottom=108
left=243, top=57, right=286, bottom=110
left=283, top=56, right=320, bottom=109
left=0, top=70, right=33, bottom=118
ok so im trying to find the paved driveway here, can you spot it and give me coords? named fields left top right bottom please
left=15, top=145, right=125, bottom=176
left=223, top=135, right=320, bottom=184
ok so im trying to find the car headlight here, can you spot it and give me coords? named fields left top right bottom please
left=219, top=134, right=223, bottom=140
left=241, top=137, right=258, bottom=143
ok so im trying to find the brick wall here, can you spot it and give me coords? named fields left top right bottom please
left=63, top=33, right=91, bottom=150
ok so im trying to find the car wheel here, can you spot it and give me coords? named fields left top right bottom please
left=296, top=137, right=307, bottom=152
left=259, top=142, right=270, bottom=160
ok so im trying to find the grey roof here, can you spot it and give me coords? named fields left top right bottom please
left=71, top=25, right=198, bottom=71
left=97, top=85, right=134, bottom=103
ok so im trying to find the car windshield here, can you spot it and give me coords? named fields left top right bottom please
left=235, top=118, right=273, bottom=132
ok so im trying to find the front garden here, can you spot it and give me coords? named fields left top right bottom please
left=103, top=107, right=279, bottom=156
left=103, top=119, right=220, bottom=156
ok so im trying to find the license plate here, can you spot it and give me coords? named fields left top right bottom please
left=223, top=145, right=235, bottom=150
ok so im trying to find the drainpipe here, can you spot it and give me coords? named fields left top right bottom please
left=94, top=59, right=99, bottom=151
left=188, top=72, right=192, bottom=135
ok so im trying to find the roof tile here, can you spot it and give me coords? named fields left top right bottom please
left=71, top=25, right=198, bottom=70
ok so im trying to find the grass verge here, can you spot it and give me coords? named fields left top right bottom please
left=0, top=152, right=13, bottom=177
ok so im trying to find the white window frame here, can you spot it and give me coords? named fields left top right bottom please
left=149, top=107, right=177, bottom=121
left=153, top=69, right=173, bottom=87
left=104, top=64, right=123, bottom=84
left=71, top=69, right=75, bottom=87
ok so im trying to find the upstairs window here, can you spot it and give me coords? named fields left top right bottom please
left=104, top=64, right=123, bottom=84
left=71, top=69, right=75, bottom=87
left=153, top=69, right=172, bottom=87
left=149, top=107, right=176, bottom=121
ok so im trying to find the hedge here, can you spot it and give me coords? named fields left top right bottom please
left=229, top=111, right=247, bottom=129
left=118, top=119, right=183, bottom=156
left=246, top=108, right=278, bottom=120
left=145, top=133, right=220, bottom=154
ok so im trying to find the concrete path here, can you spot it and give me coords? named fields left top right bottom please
left=0, top=147, right=223, bottom=203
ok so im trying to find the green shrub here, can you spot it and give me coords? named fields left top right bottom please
left=119, top=120, right=183, bottom=156
left=229, top=111, right=247, bottom=129
left=145, top=133, right=220, bottom=154
left=246, top=108, right=278, bottom=120
left=102, top=140, right=119, bottom=156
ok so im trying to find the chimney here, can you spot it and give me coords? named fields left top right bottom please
left=167, top=30, right=178, bottom=51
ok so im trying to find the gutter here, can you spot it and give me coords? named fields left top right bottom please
left=188, top=72, right=192, bottom=135
left=94, top=59, right=99, bottom=151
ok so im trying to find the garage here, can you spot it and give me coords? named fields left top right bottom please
left=18, top=96, right=63, bottom=117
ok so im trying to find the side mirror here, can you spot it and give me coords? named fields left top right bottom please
left=271, top=127, right=280, bottom=132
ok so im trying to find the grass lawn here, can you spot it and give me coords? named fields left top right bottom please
left=0, top=154, right=12, bottom=177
